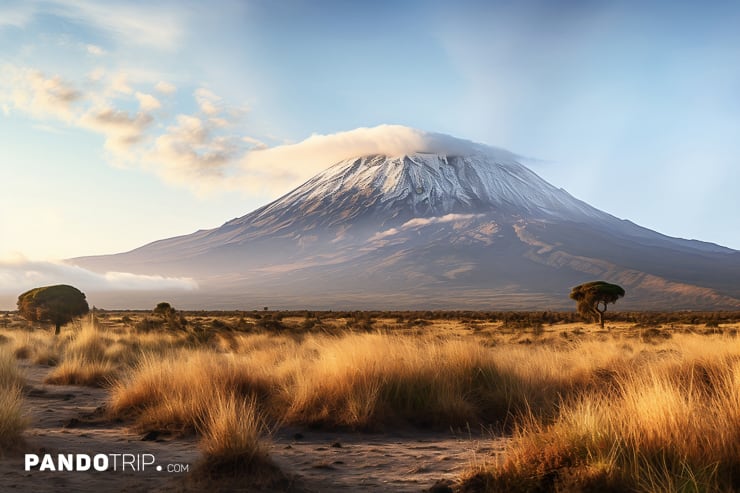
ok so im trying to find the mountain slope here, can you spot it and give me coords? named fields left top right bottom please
left=72, top=148, right=740, bottom=310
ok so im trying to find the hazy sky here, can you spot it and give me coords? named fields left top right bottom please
left=2, top=0, right=740, bottom=267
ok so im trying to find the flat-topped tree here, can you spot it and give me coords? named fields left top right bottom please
left=17, top=284, right=89, bottom=335
left=570, top=281, right=625, bottom=329
left=153, top=302, right=175, bottom=318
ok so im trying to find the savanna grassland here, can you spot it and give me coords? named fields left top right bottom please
left=2, top=309, right=740, bottom=492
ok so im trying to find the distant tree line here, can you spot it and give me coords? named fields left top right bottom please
left=91, top=308, right=740, bottom=327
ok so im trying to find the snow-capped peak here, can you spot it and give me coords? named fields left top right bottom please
left=240, top=125, right=518, bottom=192
left=223, top=150, right=609, bottom=241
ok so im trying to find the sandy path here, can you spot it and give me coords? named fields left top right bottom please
left=270, top=428, right=506, bottom=492
left=0, top=362, right=199, bottom=493
left=1, top=363, right=507, bottom=492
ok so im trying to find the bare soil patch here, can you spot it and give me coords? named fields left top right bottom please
left=0, top=362, right=199, bottom=493
left=1, top=361, right=506, bottom=492
left=270, top=427, right=506, bottom=492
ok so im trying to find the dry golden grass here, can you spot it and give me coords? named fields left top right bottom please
left=107, top=333, right=524, bottom=431
left=26, top=316, right=199, bottom=387
left=41, top=319, right=121, bottom=386
left=5, top=309, right=740, bottom=489
left=64, top=322, right=110, bottom=361
left=0, top=345, right=25, bottom=390
left=108, top=350, right=274, bottom=432
left=190, top=392, right=285, bottom=489
left=283, top=334, right=515, bottom=429
left=462, top=332, right=740, bottom=492
left=43, top=355, right=117, bottom=387
left=0, top=346, right=27, bottom=454
left=6, top=331, right=61, bottom=365
left=198, top=392, right=270, bottom=471
left=0, top=386, right=26, bottom=452
left=106, top=327, right=643, bottom=435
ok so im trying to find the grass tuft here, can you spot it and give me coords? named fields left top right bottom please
left=198, top=392, right=270, bottom=471
left=0, top=347, right=27, bottom=454
left=43, top=355, right=116, bottom=387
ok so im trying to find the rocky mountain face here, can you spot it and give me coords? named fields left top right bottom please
left=72, top=151, right=740, bottom=310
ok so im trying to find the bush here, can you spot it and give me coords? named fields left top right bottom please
left=255, top=314, right=285, bottom=331
left=135, top=317, right=164, bottom=332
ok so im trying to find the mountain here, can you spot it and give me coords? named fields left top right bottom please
left=72, top=140, right=740, bottom=310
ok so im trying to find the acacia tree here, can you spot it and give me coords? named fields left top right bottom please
left=153, top=302, right=175, bottom=318
left=569, top=281, right=625, bottom=329
left=17, top=284, right=89, bottom=335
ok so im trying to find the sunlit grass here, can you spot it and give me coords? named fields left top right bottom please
left=0, top=346, right=26, bottom=454
left=462, top=334, right=740, bottom=492
left=4, top=309, right=740, bottom=488
left=198, top=392, right=270, bottom=471
left=43, top=354, right=117, bottom=387
left=108, top=350, right=274, bottom=432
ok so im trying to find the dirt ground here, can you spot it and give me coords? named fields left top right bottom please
left=0, top=362, right=507, bottom=492
left=269, top=427, right=505, bottom=492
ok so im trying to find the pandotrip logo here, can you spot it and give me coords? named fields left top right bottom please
left=24, top=453, right=190, bottom=473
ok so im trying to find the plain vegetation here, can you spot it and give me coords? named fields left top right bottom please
left=0, top=345, right=26, bottom=455
left=2, top=309, right=740, bottom=490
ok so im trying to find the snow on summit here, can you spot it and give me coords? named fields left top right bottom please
left=232, top=124, right=605, bottom=226
left=316, top=154, right=595, bottom=216
left=224, top=145, right=610, bottom=240
left=238, top=125, right=515, bottom=194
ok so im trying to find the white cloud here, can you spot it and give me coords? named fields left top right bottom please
left=259, top=125, right=486, bottom=163
left=0, top=1, right=183, bottom=50
left=1, top=65, right=247, bottom=194
left=3, top=63, right=502, bottom=199
left=194, top=87, right=221, bottom=116
left=369, top=214, right=484, bottom=241
left=88, top=67, right=105, bottom=81
left=110, top=73, right=133, bottom=94
left=4, top=67, right=82, bottom=120
left=369, top=228, right=400, bottom=241
left=80, top=106, right=153, bottom=151
left=209, top=117, right=229, bottom=128
left=85, top=107, right=151, bottom=130
left=242, top=135, right=267, bottom=150
left=49, top=0, right=183, bottom=50
left=86, top=44, right=105, bottom=56
left=135, top=91, right=161, bottom=111
left=401, top=213, right=484, bottom=229
left=235, top=125, right=499, bottom=194
left=155, top=81, right=177, bottom=94
left=0, top=255, right=197, bottom=295
left=148, top=114, right=240, bottom=190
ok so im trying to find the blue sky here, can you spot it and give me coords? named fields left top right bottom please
left=1, top=0, right=739, bottom=269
